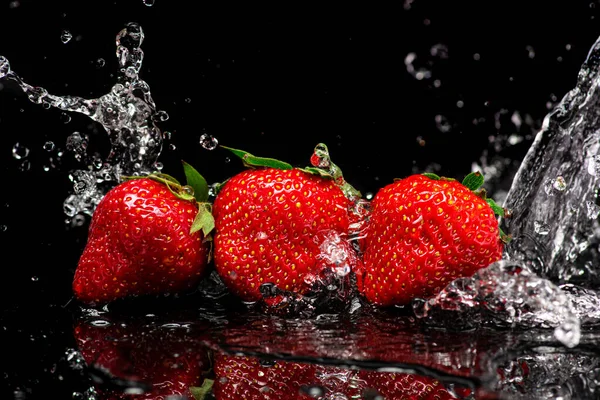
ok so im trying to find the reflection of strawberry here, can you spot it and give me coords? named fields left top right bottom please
left=357, top=172, right=507, bottom=306
left=73, top=162, right=214, bottom=304
left=211, top=353, right=469, bottom=399
left=74, top=317, right=211, bottom=400
left=213, top=309, right=510, bottom=383
left=212, top=144, right=362, bottom=305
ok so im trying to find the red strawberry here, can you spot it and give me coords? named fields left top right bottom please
left=73, top=162, right=214, bottom=304
left=211, top=144, right=362, bottom=306
left=73, top=316, right=212, bottom=400
left=356, top=172, right=507, bottom=306
left=210, top=353, right=471, bottom=399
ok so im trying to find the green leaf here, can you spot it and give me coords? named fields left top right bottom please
left=190, top=379, right=215, bottom=400
left=486, top=198, right=505, bottom=217
left=151, top=172, right=181, bottom=185
left=499, top=228, right=512, bottom=244
left=422, top=172, right=441, bottom=180
left=190, top=203, right=215, bottom=236
left=182, top=161, right=209, bottom=202
left=211, top=180, right=228, bottom=197
left=221, top=145, right=293, bottom=170
left=462, top=171, right=484, bottom=191
left=300, top=166, right=334, bottom=179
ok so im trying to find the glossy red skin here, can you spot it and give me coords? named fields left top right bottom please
left=213, top=354, right=465, bottom=400
left=357, top=174, right=504, bottom=306
left=73, top=178, right=209, bottom=303
left=74, top=320, right=209, bottom=400
left=212, top=168, right=356, bottom=302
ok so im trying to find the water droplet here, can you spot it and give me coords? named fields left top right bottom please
left=65, top=348, right=86, bottom=370
left=199, top=133, right=218, bottom=150
left=259, top=359, right=276, bottom=367
left=96, top=58, right=105, bottom=68
left=66, top=132, right=88, bottom=161
left=31, top=276, right=38, bottom=282
left=168, top=143, right=176, bottom=151
left=526, top=45, right=536, bottom=59
left=586, top=201, right=600, bottom=220
left=61, top=112, right=72, bottom=124
left=43, top=141, right=55, bottom=152
left=534, top=220, right=550, bottom=235
left=154, top=110, right=169, bottom=122
left=12, top=142, right=29, bottom=160
left=430, top=43, right=448, bottom=59
left=60, top=30, right=73, bottom=44
left=435, top=114, right=451, bottom=132
left=0, top=225, right=7, bottom=232
left=365, top=192, right=374, bottom=200
left=554, top=316, right=581, bottom=348
left=184, top=97, right=192, bottom=103
left=71, top=214, right=87, bottom=227
left=508, top=134, right=523, bottom=145
left=143, top=0, right=155, bottom=5
left=300, top=385, right=325, bottom=398
left=0, top=56, right=10, bottom=79
left=404, top=52, right=431, bottom=80
left=90, top=319, right=111, bottom=327
left=182, top=186, right=194, bottom=196
left=553, top=176, right=567, bottom=191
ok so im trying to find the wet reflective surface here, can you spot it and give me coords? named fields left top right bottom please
left=7, top=290, right=600, bottom=399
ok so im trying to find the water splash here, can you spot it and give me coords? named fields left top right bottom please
left=413, top=261, right=582, bottom=348
left=0, top=22, right=164, bottom=221
left=501, top=34, right=600, bottom=287
left=414, top=33, right=600, bottom=349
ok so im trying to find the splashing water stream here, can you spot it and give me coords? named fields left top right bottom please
left=502, top=35, right=600, bottom=286
left=1, top=22, right=163, bottom=219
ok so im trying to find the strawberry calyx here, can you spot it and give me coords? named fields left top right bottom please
left=220, top=143, right=362, bottom=201
left=190, top=379, right=215, bottom=400
left=220, top=145, right=294, bottom=170
left=421, top=171, right=512, bottom=244
left=301, top=143, right=362, bottom=201
left=122, top=161, right=215, bottom=237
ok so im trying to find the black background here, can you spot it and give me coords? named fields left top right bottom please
left=2, top=0, right=600, bottom=398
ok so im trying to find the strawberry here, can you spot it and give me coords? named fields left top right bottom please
left=209, top=353, right=471, bottom=399
left=73, top=315, right=212, bottom=399
left=72, top=162, right=215, bottom=304
left=211, top=144, right=363, bottom=307
left=356, top=172, right=507, bottom=306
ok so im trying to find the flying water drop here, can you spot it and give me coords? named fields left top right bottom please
left=0, top=56, right=10, bottom=79
left=200, top=133, right=218, bottom=150
left=12, top=142, right=29, bottom=160
left=60, top=30, right=72, bottom=44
